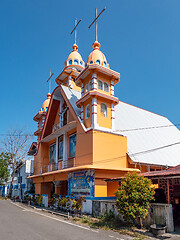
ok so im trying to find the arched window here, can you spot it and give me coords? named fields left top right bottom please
left=85, top=84, right=88, bottom=93
left=69, top=59, right=72, bottom=65
left=103, top=61, right=107, bottom=67
left=101, top=103, right=107, bottom=117
left=74, top=59, right=79, bottom=65
left=89, top=60, right=93, bottom=64
left=80, top=61, right=83, bottom=66
left=85, top=104, right=90, bottom=119
left=88, top=81, right=91, bottom=91
left=98, top=80, right=103, bottom=90
left=104, top=82, right=109, bottom=92
left=45, top=107, right=48, bottom=112
left=96, top=59, right=100, bottom=65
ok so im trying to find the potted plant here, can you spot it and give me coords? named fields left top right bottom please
left=37, top=195, right=44, bottom=207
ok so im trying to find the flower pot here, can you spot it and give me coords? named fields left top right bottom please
left=150, top=224, right=167, bottom=236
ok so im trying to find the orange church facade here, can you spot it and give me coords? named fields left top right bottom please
left=30, top=40, right=179, bottom=199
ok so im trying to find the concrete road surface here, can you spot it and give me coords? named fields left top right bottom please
left=0, top=200, right=133, bottom=240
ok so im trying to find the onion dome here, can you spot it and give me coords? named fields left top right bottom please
left=40, top=92, right=51, bottom=112
left=64, top=44, right=85, bottom=68
left=87, top=41, right=109, bottom=68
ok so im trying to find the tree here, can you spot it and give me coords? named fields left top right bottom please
left=0, top=152, right=11, bottom=185
left=1, top=128, right=31, bottom=198
left=115, top=171, right=155, bottom=228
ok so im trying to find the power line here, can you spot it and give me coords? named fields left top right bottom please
left=0, top=123, right=180, bottom=137
left=33, top=141, right=180, bottom=170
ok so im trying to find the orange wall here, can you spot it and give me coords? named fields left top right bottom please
left=93, top=131, right=128, bottom=168
left=75, top=123, right=93, bottom=166
left=107, top=181, right=119, bottom=197
left=54, top=104, right=60, bottom=125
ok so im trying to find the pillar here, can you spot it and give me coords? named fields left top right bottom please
left=111, top=103, right=115, bottom=130
left=110, top=80, right=114, bottom=96
left=92, top=72, right=97, bottom=91
left=92, top=98, right=97, bottom=129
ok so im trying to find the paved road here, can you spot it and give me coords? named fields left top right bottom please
left=0, top=200, right=133, bottom=240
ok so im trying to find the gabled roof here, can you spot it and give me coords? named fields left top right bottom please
left=61, top=85, right=81, bottom=118
left=114, top=101, right=180, bottom=167
left=40, top=84, right=180, bottom=168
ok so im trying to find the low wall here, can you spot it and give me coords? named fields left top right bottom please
left=86, top=199, right=174, bottom=233
left=144, top=203, right=174, bottom=232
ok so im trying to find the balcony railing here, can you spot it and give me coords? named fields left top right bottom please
left=40, top=158, right=75, bottom=174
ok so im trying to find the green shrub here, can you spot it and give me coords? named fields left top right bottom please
left=115, top=172, right=155, bottom=228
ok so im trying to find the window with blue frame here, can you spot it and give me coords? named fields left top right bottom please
left=69, top=59, right=72, bottom=65
left=89, top=60, right=93, bottom=64
left=49, top=143, right=56, bottom=163
left=69, top=134, right=76, bottom=158
left=58, top=135, right=63, bottom=160
left=80, top=61, right=83, bottom=66
left=96, top=59, right=100, bottom=65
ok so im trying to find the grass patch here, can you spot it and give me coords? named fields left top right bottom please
left=72, top=212, right=147, bottom=239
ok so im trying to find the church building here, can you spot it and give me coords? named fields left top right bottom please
left=29, top=31, right=180, bottom=199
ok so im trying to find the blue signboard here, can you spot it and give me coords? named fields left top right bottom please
left=68, top=170, right=94, bottom=197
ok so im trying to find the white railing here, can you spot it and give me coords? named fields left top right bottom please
left=40, top=158, right=75, bottom=174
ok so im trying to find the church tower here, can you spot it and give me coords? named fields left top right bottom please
left=75, top=40, right=120, bottom=131
left=33, top=92, right=51, bottom=142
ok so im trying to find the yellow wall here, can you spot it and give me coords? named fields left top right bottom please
left=96, top=72, right=111, bottom=96
left=97, top=98, right=112, bottom=129
left=95, top=179, right=107, bottom=197
left=83, top=99, right=92, bottom=129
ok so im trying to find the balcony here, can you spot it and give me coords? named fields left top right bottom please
left=41, top=158, right=75, bottom=174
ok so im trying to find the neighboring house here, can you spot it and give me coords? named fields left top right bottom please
left=28, top=40, right=180, bottom=199
left=5, top=160, right=34, bottom=199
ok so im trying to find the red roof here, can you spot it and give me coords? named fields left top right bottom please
left=141, top=165, right=180, bottom=178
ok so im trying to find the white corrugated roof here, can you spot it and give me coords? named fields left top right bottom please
left=62, top=85, right=180, bottom=167
left=115, top=101, right=180, bottom=167
left=61, top=85, right=81, bottom=118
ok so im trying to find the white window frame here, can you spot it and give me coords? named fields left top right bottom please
left=104, top=82, right=109, bottom=92
left=85, top=84, right=88, bottom=93
left=85, top=104, right=90, bottom=119
left=88, top=81, right=91, bottom=91
left=98, top=80, right=103, bottom=90
left=101, top=103, right=107, bottom=117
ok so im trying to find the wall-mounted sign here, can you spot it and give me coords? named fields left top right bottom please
left=68, top=170, right=94, bottom=197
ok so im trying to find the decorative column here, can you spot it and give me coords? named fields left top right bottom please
left=111, top=103, right=115, bottom=130
left=68, top=75, right=73, bottom=88
left=81, top=106, right=83, bottom=121
left=110, top=80, right=114, bottom=96
left=92, top=72, right=97, bottom=91
left=81, top=83, right=84, bottom=97
left=63, top=133, right=68, bottom=169
left=92, top=98, right=97, bottom=129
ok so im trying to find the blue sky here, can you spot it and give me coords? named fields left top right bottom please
left=0, top=0, right=180, bottom=140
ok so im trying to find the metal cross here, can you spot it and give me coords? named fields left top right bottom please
left=88, top=7, right=106, bottom=42
left=70, top=18, right=82, bottom=45
left=46, top=69, right=54, bottom=93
